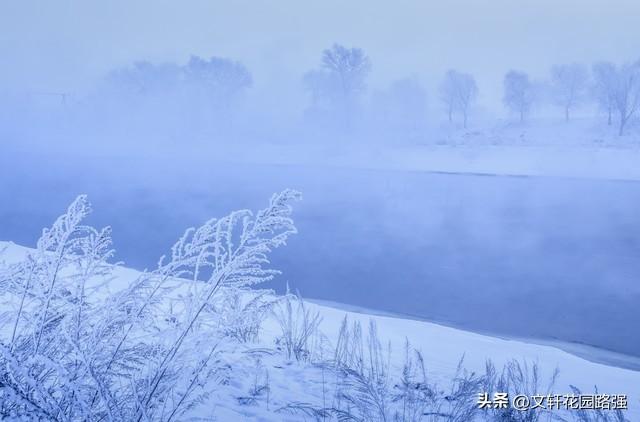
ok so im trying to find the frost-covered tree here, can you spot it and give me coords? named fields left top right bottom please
left=320, top=44, right=371, bottom=101
left=303, top=43, right=371, bottom=130
left=100, top=56, right=251, bottom=137
left=591, top=61, right=640, bottom=135
left=611, top=61, right=640, bottom=136
left=183, top=55, right=252, bottom=132
left=550, top=63, right=588, bottom=121
left=440, top=71, right=458, bottom=124
left=592, top=61, right=617, bottom=126
left=503, top=70, right=535, bottom=122
left=102, top=61, right=184, bottom=130
left=184, top=55, right=252, bottom=107
left=439, top=70, right=478, bottom=127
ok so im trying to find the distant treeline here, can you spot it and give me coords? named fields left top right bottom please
left=6, top=44, right=640, bottom=142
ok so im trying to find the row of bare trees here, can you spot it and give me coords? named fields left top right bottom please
left=303, top=44, right=640, bottom=135
left=90, top=44, right=640, bottom=137
left=502, top=62, right=640, bottom=135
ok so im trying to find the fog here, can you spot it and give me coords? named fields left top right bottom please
left=2, top=0, right=640, bottom=110
left=1, top=1, right=640, bottom=361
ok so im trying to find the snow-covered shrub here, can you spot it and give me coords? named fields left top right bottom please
left=482, top=359, right=559, bottom=422
left=217, top=288, right=276, bottom=343
left=272, top=290, right=323, bottom=362
left=0, top=195, right=117, bottom=419
left=426, top=357, right=484, bottom=422
left=286, top=317, right=486, bottom=422
left=392, top=340, right=436, bottom=422
left=334, top=314, right=365, bottom=373
left=567, top=386, right=630, bottom=422
left=236, top=356, right=270, bottom=407
left=392, top=347, right=484, bottom=422
left=274, top=316, right=393, bottom=421
left=333, top=318, right=392, bottom=422
left=275, top=313, right=590, bottom=422
left=0, top=189, right=300, bottom=420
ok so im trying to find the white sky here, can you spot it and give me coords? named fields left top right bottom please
left=1, top=0, right=639, bottom=110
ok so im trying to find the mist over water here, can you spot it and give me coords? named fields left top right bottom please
left=2, top=150, right=639, bottom=357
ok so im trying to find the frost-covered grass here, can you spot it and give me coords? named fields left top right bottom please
left=0, top=194, right=637, bottom=421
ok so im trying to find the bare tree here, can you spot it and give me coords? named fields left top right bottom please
left=592, top=61, right=617, bottom=126
left=550, top=63, right=588, bottom=122
left=503, top=70, right=535, bottom=122
left=303, top=43, right=371, bottom=130
left=321, top=43, right=371, bottom=101
left=612, top=61, right=640, bottom=136
left=439, top=70, right=478, bottom=127
left=181, top=55, right=252, bottom=132
left=184, top=55, right=252, bottom=107
left=440, top=70, right=458, bottom=124
left=456, top=72, right=478, bottom=128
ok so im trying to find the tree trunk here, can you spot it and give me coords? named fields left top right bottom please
left=565, top=107, right=569, bottom=122
left=520, top=110, right=524, bottom=123
left=619, top=116, right=626, bottom=136
left=608, top=108, right=612, bottom=126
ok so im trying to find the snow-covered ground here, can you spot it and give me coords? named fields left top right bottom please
left=2, top=239, right=638, bottom=420
left=6, top=118, right=640, bottom=183
left=172, top=118, right=640, bottom=181
left=212, top=142, right=640, bottom=181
